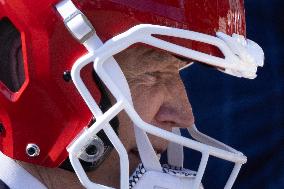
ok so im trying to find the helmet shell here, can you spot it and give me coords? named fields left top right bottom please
left=0, top=0, right=245, bottom=167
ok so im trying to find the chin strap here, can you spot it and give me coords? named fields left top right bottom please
left=167, top=127, right=184, bottom=168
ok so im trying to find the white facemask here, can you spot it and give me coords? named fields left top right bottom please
left=56, top=1, right=263, bottom=188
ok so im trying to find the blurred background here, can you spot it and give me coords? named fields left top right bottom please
left=180, top=0, right=284, bottom=188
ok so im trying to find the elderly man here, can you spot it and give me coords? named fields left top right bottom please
left=0, top=0, right=263, bottom=189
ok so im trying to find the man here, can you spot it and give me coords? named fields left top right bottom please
left=0, top=0, right=263, bottom=188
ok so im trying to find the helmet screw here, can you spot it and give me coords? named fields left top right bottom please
left=26, top=144, right=40, bottom=157
left=63, top=70, right=72, bottom=82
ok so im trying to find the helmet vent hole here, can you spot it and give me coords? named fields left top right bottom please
left=0, top=17, right=25, bottom=92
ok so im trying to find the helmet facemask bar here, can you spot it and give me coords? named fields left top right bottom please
left=67, top=24, right=264, bottom=188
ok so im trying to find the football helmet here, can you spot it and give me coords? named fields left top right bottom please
left=0, top=0, right=264, bottom=188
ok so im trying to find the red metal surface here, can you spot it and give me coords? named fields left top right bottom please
left=0, top=0, right=245, bottom=167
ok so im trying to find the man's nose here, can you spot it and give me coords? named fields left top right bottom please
left=154, top=79, right=194, bottom=129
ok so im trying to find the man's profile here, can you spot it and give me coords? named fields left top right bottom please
left=0, top=0, right=263, bottom=188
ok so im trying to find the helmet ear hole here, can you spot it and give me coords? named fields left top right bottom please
left=0, top=17, right=25, bottom=92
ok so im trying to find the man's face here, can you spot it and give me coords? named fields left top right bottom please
left=114, top=46, right=195, bottom=170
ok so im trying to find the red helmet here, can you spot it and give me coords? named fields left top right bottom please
left=0, top=0, right=263, bottom=188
